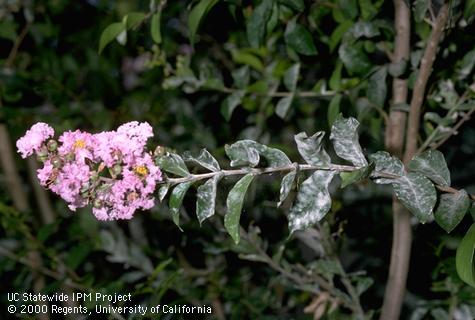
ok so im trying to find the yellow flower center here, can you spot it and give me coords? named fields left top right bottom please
left=134, top=165, right=148, bottom=176
left=74, top=139, right=86, bottom=149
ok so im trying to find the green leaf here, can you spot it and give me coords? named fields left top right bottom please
left=369, top=151, right=404, bottom=184
left=278, top=170, right=296, bottom=207
left=327, top=94, right=342, bottom=128
left=151, top=11, right=162, bottom=44
left=329, top=21, right=353, bottom=52
left=169, top=182, right=192, bottom=229
left=231, top=50, right=264, bottom=71
left=283, top=63, right=300, bottom=91
left=471, top=203, right=475, bottom=221
left=408, top=150, right=451, bottom=186
left=435, top=190, right=470, bottom=233
left=188, top=0, right=220, bottom=43
left=393, top=172, right=437, bottom=223
left=414, top=0, right=429, bottom=22
left=465, top=0, right=475, bottom=21
left=285, top=20, right=318, bottom=56
left=125, top=12, right=147, bottom=29
left=98, top=22, right=126, bottom=54
left=224, top=174, right=255, bottom=244
left=246, top=0, right=273, bottom=48
left=367, top=67, right=387, bottom=107
left=348, top=21, right=380, bottom=40
left=330, top=116, right=368, bottom=167
left=183, top=149, right=220, bottom=171
left=288, top=170, right=336, bottom=233
left=266, top=1, right=279, bottom=35
left=294, top=132, right=331, bottom=166
left=388, top=59, right=408, bottom=77
left=356, top=277, right=374, bottom=296
left=156, top=153, right=190, bottom=177
left=0, top=20, right=17, bottom=41
left=65, top=243, right=91, bottom=269
left=340, top=163, right=374, bottom=188
left=158, top=183, right=170, bottom=202
left=279, top=0, right=305, bottom=12
left=196, top=174, right=223, bottom=224
left=232, top=66, right=250, bottom=89
left=339, top=43, right=371, bottom=74
left=221, top=90, right=245, bottom=121
left=275, top=96, right=294, bottom=119
left=225, top=140, right=260, bottom=167
left=329, top=61, right=343, bottom=91
left=359, top=0, right=378, bottom=20
left=456, top=223, right=475, bottom=287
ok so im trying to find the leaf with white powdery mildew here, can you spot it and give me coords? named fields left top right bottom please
left=196, top=174, right=223, bottom=224
left=368, top=151, right=404, bottom=184
left=278, top=170, right=296, bottom=207
left=294, top=132, right=331, bottom=166
left=257, top=144, right=291, bottom=167
left=225, top=140, right=260, bottom=167
left=225, top=174, right=255, bottom=244
left=183, top=149, right=220, bottom=171
left=340, top=162, right=374, bottom=188
left=169, top=182, right=192, bottom=230
left=330, top=116, right=368, bottom=167
left=158, top=183, right=170, bottom=202
left=435, top=190, right=470, bottom=233
left=393, top=172, right=437, bottom=223
left=155, top=153, right=190, bottom=177
left=225, top=140, right=290, bottom=168
left=288, top=170, right=336, bottom=233
left=408, top=150, right=451, bottom=186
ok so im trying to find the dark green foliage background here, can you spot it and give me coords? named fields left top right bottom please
left=1, top=0, right=475, bottom=319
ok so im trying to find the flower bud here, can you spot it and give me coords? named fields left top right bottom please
left=37, top=145, right=48, bottom=157
left=47, top=139, right=58, bottom=152
left=65, top=152, right=75, bottom=162
left=51, top=156, right=63, bottom=168
left=93, top=198, right=102, bottom=208
left=112, top=164, right=122, bottom=176
left=36, top=154, right=48, bottom=162
left=154, top=146, right=165, bottom=157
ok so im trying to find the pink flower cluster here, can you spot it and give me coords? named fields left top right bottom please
left=16, top=122, right=162, bottom=220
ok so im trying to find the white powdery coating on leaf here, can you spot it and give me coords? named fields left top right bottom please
left=393, top=172, right=437, bottom=223
left=369, top=151, right=404, bottom=184
left=288, top=170, right=335, bottom=233
left=330, top=117, right=368, bottom=167
left=225, top=140, right=260, bottom=167
left=434, top=190, right=470, bottom=233
left=294, top=131, right=331, bottom=166
left=196, top=174, right=222, bottom=224
left=278, top=171, right=296, bottom=207
left=408, top=149, right=451, bottom=186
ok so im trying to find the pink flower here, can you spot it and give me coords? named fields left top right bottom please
left=37, top=161, right=54, bottom=186
left=17, top=121, right=164, bottom=221
left=16, top=123, right=54, bottom=158
left=58, top=130, right=95, bottom=162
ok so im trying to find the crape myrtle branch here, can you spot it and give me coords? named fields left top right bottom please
left=158, top=162, right=475, bottom=201
left=16, top=116, right=474, bottom=238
